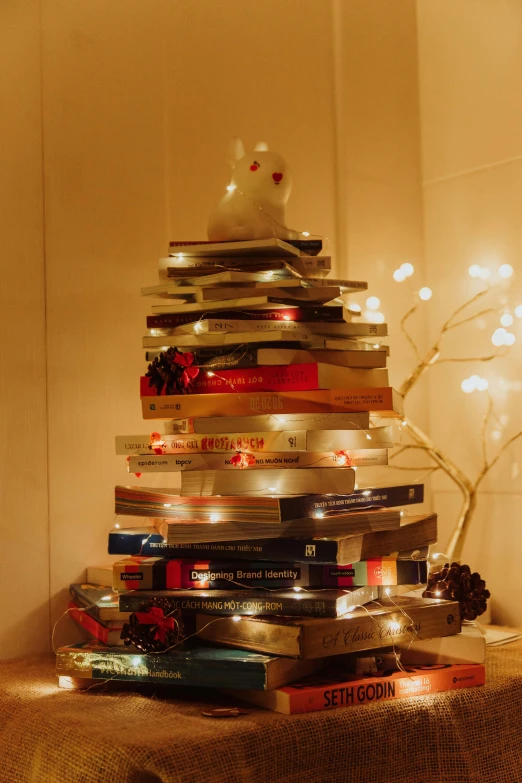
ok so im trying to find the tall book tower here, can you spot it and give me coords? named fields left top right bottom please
left=58, top=237, right=482, bottom=704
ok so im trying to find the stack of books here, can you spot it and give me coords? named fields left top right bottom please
left=57, top=238, right=486, bottom=711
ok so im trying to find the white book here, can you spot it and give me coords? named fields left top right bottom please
left=142, top=331, right=326, bottom=349
left=116, top=427, right=393, bottom=454
left=190, top=286, right=340, bottom=303
left=153, top=269, right=301, bottom=287
left=163, top=411, right=371, bottom=435
left=179, top=467, right=356, bottom=497
left=167, top=238, right=302, bottom=258
left=141, top=278, right=304, bottom=297
left=253, top=347, right=389, bottom=368
left=397, top=623, right=486, bottom=665
left=162, top=319, right=386, bottom=338
left=126, top=450, right=389, bottom=473
left=291, top=256, right=332, bottom=279
left=159, top=256, right=333, bottom=281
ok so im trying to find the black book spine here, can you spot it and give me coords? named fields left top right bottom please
left=108, top=530, right=341, bottom=563
left=278, top=484, right=424, bottom=522
left=118, top=590, right=340, bottom=617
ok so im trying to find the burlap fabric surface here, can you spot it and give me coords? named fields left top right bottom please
left=0, top=632, right=521, bottom=783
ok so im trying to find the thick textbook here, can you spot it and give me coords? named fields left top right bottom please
left=140, top=364, right=390, bottom=395
left=146, top=306, right=345, bottom=329
left=163, top=411, right=371, bottom=435
left=196, top=596, right=461, bottom=659
left=126, top=450, right=389, bottom=472
left=142, top=387, right=403, bottom=420
left=68, top=602, right=124, bottom=646
left=112, top=555, right=427, bottom=591
left=56, top=641, right=321, bottom=691
left=179, top=467, right=356, bottom=497
left=231, top=662, right=486, bottom=714
left=118, top=586, right=376, bottom=618
left=108, top=515, right=436, bottom=564
left=69, top=584, right=131, bottom=623
left=115, top=483, right=421, bottom=524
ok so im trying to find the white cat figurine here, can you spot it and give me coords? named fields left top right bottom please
left=207, top=139, right=295, bottom=241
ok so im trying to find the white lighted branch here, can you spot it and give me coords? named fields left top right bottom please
left=379, top=263, right=522, bottom=559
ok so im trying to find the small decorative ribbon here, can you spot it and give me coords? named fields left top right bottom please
left=334, top=450, right=352, bottom=466
left=172, top=351, right=200, bottom=389
left=230, top=451, right=257, bottom=468
left=134, top=607, right=175, bottom=644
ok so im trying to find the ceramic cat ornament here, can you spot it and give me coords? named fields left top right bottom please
left=207, top=139, right=295, bottom=241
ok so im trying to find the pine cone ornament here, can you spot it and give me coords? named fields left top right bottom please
left=121, top=598, right=185, bottom=653
left=422, top=562, right=490, bottom=621
left=145, top=348, right=199, bottom=395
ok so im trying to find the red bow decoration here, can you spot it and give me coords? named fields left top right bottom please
left=134, top=607, right=175, bottom=644
left=172, top=351, right=200, bottom=389
left=150, top=431, right=165, bottom=455
left=230, top=451, right=257, bottom=469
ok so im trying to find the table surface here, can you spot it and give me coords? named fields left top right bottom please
left=1, top=630, right=521, bottom=783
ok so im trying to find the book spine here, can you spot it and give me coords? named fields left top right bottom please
left=113, top=559, right=425, bottom=591
left=141, top=387, right=402, bottom=420
left=277, top=484, right=424, bottom=522
left=126, top=451, right=388, bottom=472
left=122, top=430, right=307, bottom=454
left=118, top=590, right=357, bottom=617
left=278, top=664, right=486, bottom=713
left=56, top=649, right=271, bottom=690
left=146, top=307, right=343, bottom=329
left=68, top=603, right=123, bottom=645
left=108, top=529, right=342, bottom=563
left=140, top=365, right=324, bottom=396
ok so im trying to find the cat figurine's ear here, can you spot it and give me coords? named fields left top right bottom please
left=253, top=140, right=269, bottom=151
left=227, top=137, right=246, bottom=168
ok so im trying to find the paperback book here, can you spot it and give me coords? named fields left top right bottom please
left=230, top=662, right=486, bottom=714
left=56, top=641, right=322, bottom=691
left=162, top=411, right=372, bottom=435
left=178, top=467, right=357, bottom=497
left=141, top=387, right=404, bottom=420
left=112, top=555, right=427, bottom=591
left=69, top=584, right=131, bottom=623
left=118, top=586, right=377, bottom=618
left=146, top=306, right=346, bottom=329
left=108, top=515, right=437, bottom=564
left=68, top=602, right=124, bottom=646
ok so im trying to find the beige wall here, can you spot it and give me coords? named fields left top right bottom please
left=1, top=0, right=426, bottom=657
left=417, top=0, right=522, bottom=625
left=0, top=0, right=49, bottom=657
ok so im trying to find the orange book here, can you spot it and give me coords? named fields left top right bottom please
left=231, top=663, right=486, bottom=714
left=141, top=387, right=403, bottom=420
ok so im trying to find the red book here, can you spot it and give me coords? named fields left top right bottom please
left=146, top=306, right=343, bottom=329
left=68, top=602, right=124, bottom=646
left=140, top=363, right=386, bottom=396
left=232, top=663, right=486, bottom=714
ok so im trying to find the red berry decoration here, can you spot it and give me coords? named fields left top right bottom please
left=422, top=562, right=490, bottom=621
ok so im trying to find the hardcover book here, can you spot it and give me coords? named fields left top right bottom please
left=112, top=555, right=427, bottom=591
left=141, top=387, right=404, bottom=420
left=56, top=641, right=322, bottom=691
left=196, top=596, right=461, bottom=659
left=162, top=411, right=372, bottom=435
left=139, top=364, right=390, bottom=395
left=230, top=662, right=486, bottom=713
left=108, top=515, right=437, bottom=564
left=396, top=623, right=487, bottom=665
left=167, top=237, right=304, bottom=258
left=118, top=586, right=377, bottom=618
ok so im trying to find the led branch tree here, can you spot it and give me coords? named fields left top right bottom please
left=371, top=262, right=522, bottom=560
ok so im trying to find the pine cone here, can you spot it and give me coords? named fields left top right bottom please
left=121, top=598, right=185, bottom=653
left=422, top=561, right=491, bottom=621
